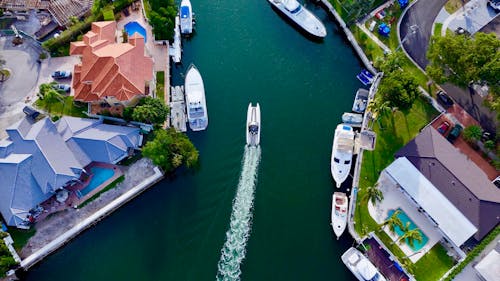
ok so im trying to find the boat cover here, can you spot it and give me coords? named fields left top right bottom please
left=181, top=6, right=190, bottom=18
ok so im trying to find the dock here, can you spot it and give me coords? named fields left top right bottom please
left=169, top=15, right=182, bottom=64
left=170, top=86, right=187, bottom=132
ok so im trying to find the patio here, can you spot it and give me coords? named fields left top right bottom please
left=367, top=172, right=443, bottom=262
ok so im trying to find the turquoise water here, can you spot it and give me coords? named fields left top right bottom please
left=387, top=209, right=429, bottom=252
left=124, top=21, right=147, bottom=42
left=79, top=167, right=115, bottom=197
left=22, top=0, right=363, bottom=280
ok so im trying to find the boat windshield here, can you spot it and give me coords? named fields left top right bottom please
left=188, top=104, right=204, bottom=118
left=290, top=5, right=302, bottom=14
left=334, top=157, right=340, bottom=163
left=249, top=124, right=259, bottom=134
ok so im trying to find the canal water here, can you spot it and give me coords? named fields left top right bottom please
left=22, top=0, right=363, bottom=280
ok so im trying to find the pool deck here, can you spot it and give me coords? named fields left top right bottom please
left=368, top=172, right=443, bottom=263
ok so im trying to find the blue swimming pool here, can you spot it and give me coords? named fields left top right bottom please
left=387, top=209, right=429, bottom=252
left=124, top=21, right=147, bottom=42
left=79, top=167, right=115, bottom=197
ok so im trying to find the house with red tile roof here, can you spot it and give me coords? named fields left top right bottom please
left=70, top=21, right=153, bottom=109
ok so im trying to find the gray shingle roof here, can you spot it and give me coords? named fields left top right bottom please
left=395, top=126, right=500, bottom=240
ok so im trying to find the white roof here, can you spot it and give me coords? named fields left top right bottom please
left=474, top=247, right=500, bottom=281
left=385, top=157, right=477, bottom=246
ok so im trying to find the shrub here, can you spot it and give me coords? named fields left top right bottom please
left=462, top=125, right=482, bottom=143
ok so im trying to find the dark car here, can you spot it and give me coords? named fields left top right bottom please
left=437, top=121, right=450, bottom=135
left=447, top=124, right=463, bottom=143
left=455, top=27, right=471, bottom=36
left=51, top=70, right=71, bottom=79
left=437, top=91, right=454, bottom=108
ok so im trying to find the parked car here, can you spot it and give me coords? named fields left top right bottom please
left=488, top=0, right=500, bottom=12
left=52, top=84, right=71, bottom=92
left=447, top=124, right=463, bottom=143
left=437, top=121, right=450, bottom=135
left=437, top=91, right=454, bottom=108
left=51, top=70, right=71, bottom=79
left=455, top=27, right=471, bottom=36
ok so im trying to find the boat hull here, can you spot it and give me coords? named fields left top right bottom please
left=331, top=192, right=348, bottom=239
left=246, top=103, right=261, bottom=146
left=268, top=0, right=327, bottom=39
left=185, top=64, right=208, bottom=131
left=180, top=0, right=193, bottom=35
left=331, top=124, right=355, bottom=188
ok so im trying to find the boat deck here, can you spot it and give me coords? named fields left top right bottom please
left=170, top=86, right=187, bottom=132
left=169, top=16, right=182, bottom=64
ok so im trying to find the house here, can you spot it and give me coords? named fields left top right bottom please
left=70, top=21, right=153, bottom=109
left=0, top=115, right=142, bottom=229
left=390, top=126, right=500, bottom=245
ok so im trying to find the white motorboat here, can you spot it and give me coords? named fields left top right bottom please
left=341, top=247, right=387, bottom=281
left=352, top=88, right=369, bottom=113
left=185, top=64, right=208, bottom=131
left=331, top=124, right=355, bottom=188
left=331, top=192, right=348, bottom=239
left=246, top=103, right=261, bottom=146
left=342, top=112, right=363, bottom=125
left=180, top=0, right=193, bottom=35
left=268, top=0, right=327, bottom=38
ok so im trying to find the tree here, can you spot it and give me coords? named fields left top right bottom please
left=38, top=83, right=63, bottom=113
left=377, top=70, right=420, bottom=110
left=363, top=182, right=384, bottom=205
left=375, top=51, right=406, bottom=73
left=484, top=140, right=496, bottom=153
left=131, top=97, right=169, bottom=125
left=462, top=125, right=482, bottom=143
left=381, top=209, right=403, bottom=235
left=426, top=32, right=500, bottom=99
left=397, top=224, right=423, bottom=248
left=368, top=97, right=392, bottom=128
left=142, top=128, right=198, bottom=172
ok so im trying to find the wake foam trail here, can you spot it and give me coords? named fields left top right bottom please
left=216, top=145, right=261, bottom=281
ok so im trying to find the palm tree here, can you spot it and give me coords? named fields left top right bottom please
left=396, top=223, right=423, bottom=248
left=363, top=182, right=384, bottom=205
left=367, top=98, right=391, bottom=129
left=381, top=209, right=403, bottom=235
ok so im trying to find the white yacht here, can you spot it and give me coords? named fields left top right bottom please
left=185, top=64, right=208, bottom=131
left=331, top=192, right=348, bottom=240
left=246, top=103, right=261, bottom=146
left=180, top=0, right=193, bottom=35
left=331, top=124, right=355, bottom=188
left=341, top=247, right=387, bottom=281
left=268, top=0, right=327, bottom=38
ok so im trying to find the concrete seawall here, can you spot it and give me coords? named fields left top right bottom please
left=19, top=167, right=164, bottom=270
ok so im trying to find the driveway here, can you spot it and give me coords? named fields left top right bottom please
left=400, top=0, right=448, bottom=69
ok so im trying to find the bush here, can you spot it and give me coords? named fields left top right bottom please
left=462, top=125, right=482, bottom=143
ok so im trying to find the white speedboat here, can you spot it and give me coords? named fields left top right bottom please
left=331, top=124, right=355, bottom=188
left=180, top=0, right=193, bottom=35
left=268, top=0, right=327, bottom=38
left=342, top=112, right=363, bottom=126
left=185, top=64, right=208, bottom=131
left=341, top=247, right=387, bottom=281
left=246, top=103, right=261, bottom=146
left=352, top=88, right=369, bottom=113
left=331, top=192, right=348, bottom=240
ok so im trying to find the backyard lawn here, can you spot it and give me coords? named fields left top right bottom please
left=35, top=96, right=87, bottom=118
left=156, top=71, right=165, bottom=103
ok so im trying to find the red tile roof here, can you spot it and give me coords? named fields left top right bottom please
left=70, top=21, right=153, bottom=102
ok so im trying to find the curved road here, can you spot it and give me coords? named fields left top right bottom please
left=399, top=0, right=448, bottom=69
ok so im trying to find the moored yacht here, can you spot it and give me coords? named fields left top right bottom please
left=185, top=64, right=208, bottom=131
left=268, top=0, right=327, bottom=38
left=341, top=247, right=387, bottom=281
left=180, top=0, right=193, bottom=35
left=246, top=103, right=261, bottom=146
left=331, top=192, right=348, bottom=240
left=331, top=124, right=355, bottom=188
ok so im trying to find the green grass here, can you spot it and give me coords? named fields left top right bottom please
left=414, top=243, right=455, bottom=281
left=156, top=71, right=165, bottom=103
left=8, top=227, right=36, bottom=251
left=78, top=175, right=125, bottom=208
left=444, top=0, right=468, bottom=14
left=103, top=7, right=115, bottom=21
left=434, top=23, right=443, bottom=37
left=35, top=96, right=87, bottom=118
left=351, top=25, right=385, bottom=62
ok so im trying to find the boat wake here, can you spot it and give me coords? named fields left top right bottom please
left=216, top=145, right=261, bottom=281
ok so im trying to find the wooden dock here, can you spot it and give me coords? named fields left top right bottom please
left=170, top=86, right=187, bottom=132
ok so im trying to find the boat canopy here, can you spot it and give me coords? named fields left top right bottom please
left=356, top=258, right=377, bottom=280
left=337, top=138, right=354, bottom=153
left=385, top=157, right=477, bottom=246
left=284, top=0, right=300, bottom=12
left=181, top=6, right=190, bottom=18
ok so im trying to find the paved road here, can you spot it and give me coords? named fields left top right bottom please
left=400, top=0, right=448, bottom=69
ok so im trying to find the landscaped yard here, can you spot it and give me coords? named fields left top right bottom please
left=414, top=244, right=455, bottom=281
left=35, top=96, right=87, bottom=118
left=156, top=71, right=165, bottom=102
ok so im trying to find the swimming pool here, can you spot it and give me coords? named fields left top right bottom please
left=387, top=209, right=429, bottom=252
left=79, top=167, right=115, bottom=197
left=124, top=21, right=147, bottom=42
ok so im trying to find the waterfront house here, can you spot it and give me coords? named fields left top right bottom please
left=0, top=115, right=143, bottom=229
left=70, top=21, right=153, bottom=113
